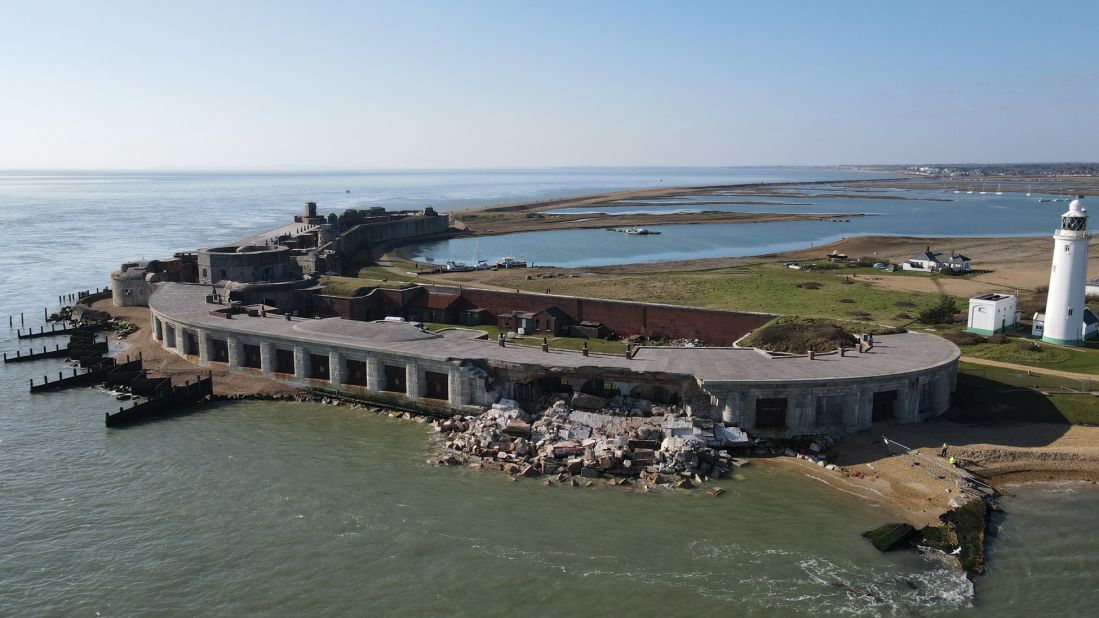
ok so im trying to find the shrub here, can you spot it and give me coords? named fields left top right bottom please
left=895, top=300, right=916, bottom=308
left=796, top=281, right=822, bottom=290
left=918, top=295, right=960, bottom=325
left=838, top=298, right=855, bottom=304
left=987, top=334, right=1008, bottom=344
left=894, top=312, right=912, bottom=320
left=1016, top=341, right=1039, bottom=352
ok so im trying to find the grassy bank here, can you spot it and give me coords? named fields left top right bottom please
left=954, top=362, right=1099, bottom=425
left=956, top=337, right=1099, bottom=375
left=500, top=263, right=952, bottom=326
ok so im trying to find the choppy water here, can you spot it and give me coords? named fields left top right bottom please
left=1, top=169, right=1097, bottom=616
left=407, top=187, right=1071, bottom=268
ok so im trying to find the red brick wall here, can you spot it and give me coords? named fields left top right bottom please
left=315, top=286, right=771, bottom=344
left=454, top=288, right=770, bottom=345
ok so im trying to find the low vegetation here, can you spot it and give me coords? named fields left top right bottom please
left=741, top=316, right=903, bottom=354
left=319, top=275, right=412, bottom=297
left=499, top=263, right=954, bottom=326
left=952, top=364, right=1099, bottom=425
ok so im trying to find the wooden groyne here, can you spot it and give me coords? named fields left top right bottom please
left=29, top=357, right=143, bottom=393
left=3, top=338, right=108, bottom=363
left=105, top=374, right=214, bottom=428
left=16, top=323, right=87, bottom=339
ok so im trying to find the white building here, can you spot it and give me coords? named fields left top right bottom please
left=966, top=293, right=1019, bottom=335
left=903, top=248, right=972, bottom=273
left=1032, top=309, right=1099, bottom=341
left=1042, top=197, right=1091, bottom=346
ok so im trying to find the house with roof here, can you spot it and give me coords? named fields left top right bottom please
left=498, top=306, right=570, bottom=336
left=902, top=247, right=972, bottom=273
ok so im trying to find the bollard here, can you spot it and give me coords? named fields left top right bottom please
left=58, top=371, right=62, bottom=381
left=582, top=342, right=589, bottom=357
left=21, top=312, right=24, bottom=325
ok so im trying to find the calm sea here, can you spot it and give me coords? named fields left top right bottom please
left=0, top=169, right=1096, bottom=616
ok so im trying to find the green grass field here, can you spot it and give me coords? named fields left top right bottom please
left=507, top=263, right=951, bottom=326
left=953, top=362, right=1099, bottom=425
left=960, top=339, right=1099, bottom=375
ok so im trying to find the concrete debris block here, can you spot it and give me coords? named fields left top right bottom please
left=571, top=392, right=607, bottom=410
left=503, top=419, right=532, bottom=439
left=707, top=487, right=726, bottom=497
left=783, top=448, right=797, bottom=458
left=431, top=392, right=750, bottom=490
left=826, top=464, right=839, bottom=471
left=809, top=442, right=822, bottom=453
left=715, top=425, right=751, bottom=446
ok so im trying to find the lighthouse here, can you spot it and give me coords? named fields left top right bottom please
left=1042, top=196, right=1089, bottom=346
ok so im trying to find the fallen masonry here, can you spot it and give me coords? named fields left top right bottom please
left=429, top=393, right=753, bottom=490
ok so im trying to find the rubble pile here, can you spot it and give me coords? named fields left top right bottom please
left=431, top=393, right=753, bottom=490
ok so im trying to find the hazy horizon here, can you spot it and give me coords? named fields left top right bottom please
left=2, top=0, right=1096, bottom=169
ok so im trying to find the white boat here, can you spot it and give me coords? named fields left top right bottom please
left=495, top=256, right=528, bottom=268
left=624, top=227, right=661, bottom=235
left=442, top=260, right=475, bottom=272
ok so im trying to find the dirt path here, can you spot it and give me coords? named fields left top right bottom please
left=959, top=355, right=1098, bottom=380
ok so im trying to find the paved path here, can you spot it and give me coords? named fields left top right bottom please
left=959, top=355, right=1098, bottom=380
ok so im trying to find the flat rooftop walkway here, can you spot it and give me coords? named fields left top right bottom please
left=232, top=222, right=319, bottom=247
left=150, top=283, right=960, bottom=384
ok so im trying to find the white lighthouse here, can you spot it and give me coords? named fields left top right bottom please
left=1042, top=196, right=1090, bottom=346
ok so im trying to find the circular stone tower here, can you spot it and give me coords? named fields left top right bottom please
left=1042, top=196, right=1089, bottom=346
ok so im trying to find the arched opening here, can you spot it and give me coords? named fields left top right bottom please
left=517, top=376, right=574, bottom=401
left=629, top=384, right=678, bottom=404
left=580, top=378, right=619, bottom=398
left=201, top=268, right=209, bottom=280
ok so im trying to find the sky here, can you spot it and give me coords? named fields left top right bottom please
left=1, top=0, right=1096, bottom=169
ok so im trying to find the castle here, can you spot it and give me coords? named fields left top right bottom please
left=115, top=202, right=960, bottom=439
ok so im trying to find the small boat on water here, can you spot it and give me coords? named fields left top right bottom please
left=495, top=256, right=528, bottom=268
left=622, top=227, right=661, bottom=235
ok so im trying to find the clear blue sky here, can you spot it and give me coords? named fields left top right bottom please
left=1, top=0, right=1096, bottom=169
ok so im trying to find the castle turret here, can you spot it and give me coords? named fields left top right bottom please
left=1042, top=196, right=1089, bottom=345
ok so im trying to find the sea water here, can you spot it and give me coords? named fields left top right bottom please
left=0, top=169, right=1096, bottom=616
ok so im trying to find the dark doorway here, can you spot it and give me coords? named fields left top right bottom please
left=210, top=338, right=229, bottom=363
left=424, top=371, right=449, bottom=400
left=580, top=378, right=619, bottom=398
left=275, top=349, right=295, bottom=374
left=384, top=365, right=406, bottom=393
left=872, top=390, right=898, bottom=422
left=309, top=354, right=330, bottom=380
left=755, top=398, right=788, bottom=428
left=184, top=332, right=199, bottom=356
left=242, top=344, right=261, bottom=368
left=345, top=359, right=367, bottom=386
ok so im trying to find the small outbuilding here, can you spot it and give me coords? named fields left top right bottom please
left=966, top=293, right=1019, bottom=335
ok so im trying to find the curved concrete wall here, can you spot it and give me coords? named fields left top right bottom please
left=149, top=299, right=958, bottom=438
left=197, top=246, right=296, bottom=284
